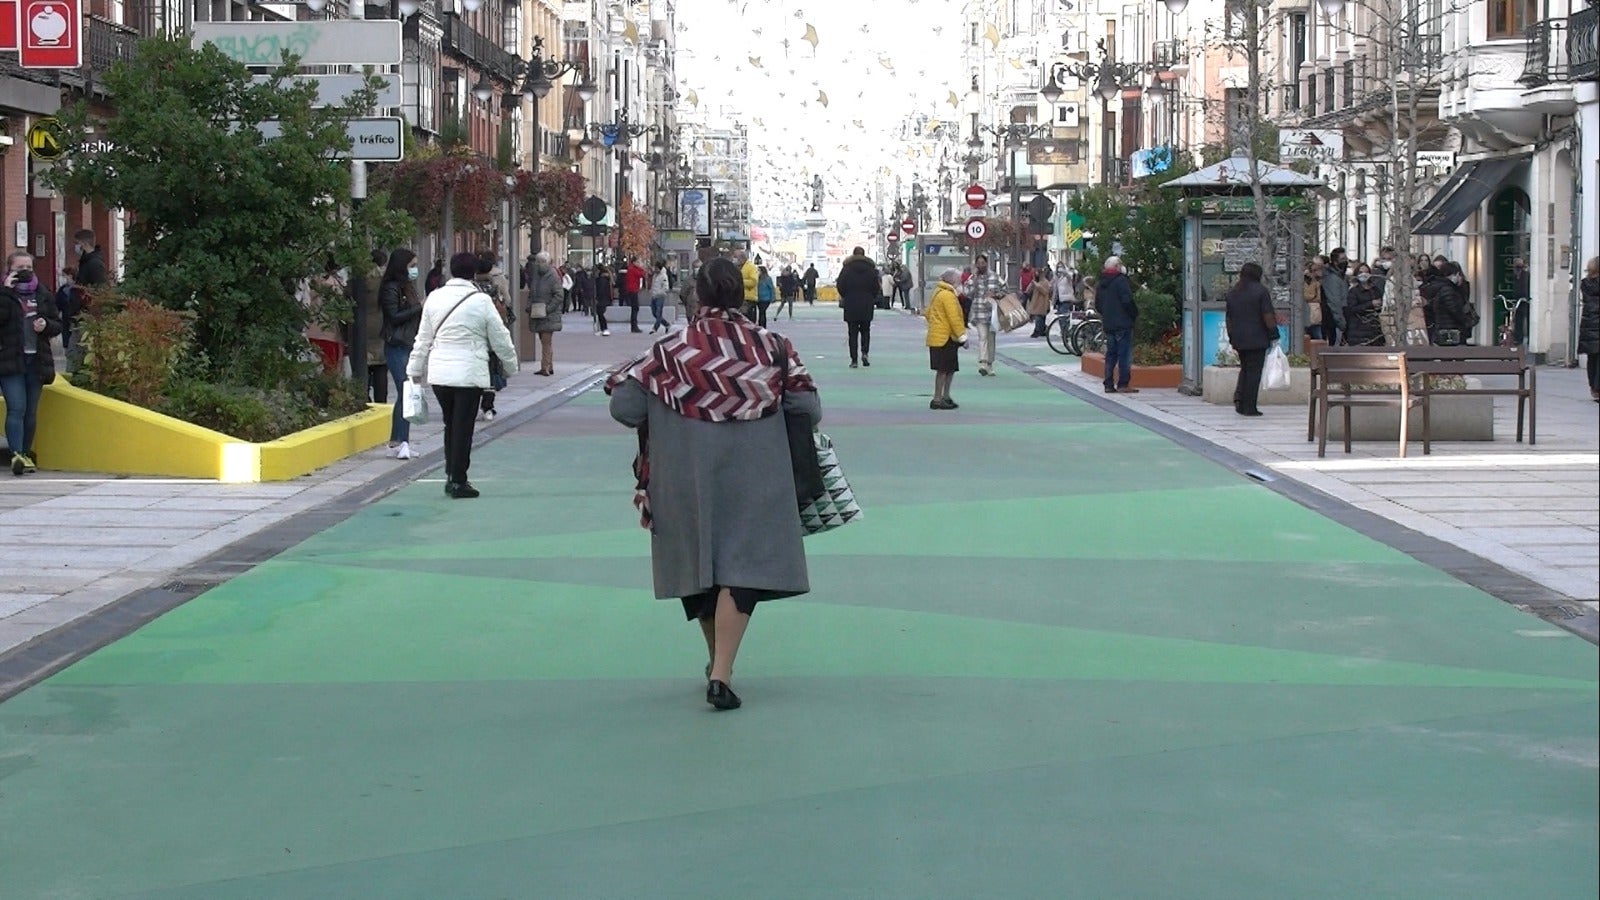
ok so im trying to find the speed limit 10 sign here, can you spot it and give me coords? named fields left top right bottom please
left=965, top=218, right=988, bottom=240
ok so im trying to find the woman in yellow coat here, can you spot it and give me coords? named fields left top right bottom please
left=925, top=269, right=967, bottom=410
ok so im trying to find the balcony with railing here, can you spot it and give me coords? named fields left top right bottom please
left=1572, top=5, right=1598, bottom=80
left=85, top=15, right=139, bottom=75
left=1518, top=19, right=1568, bottom=86
left=442, top=14, right=522, bottom=84
left=1516, top=13, right=1587, bottom=114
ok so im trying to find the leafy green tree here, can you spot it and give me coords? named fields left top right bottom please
left=1069, top=153, right=1195, bottom=337
left=46, top=35, right=412, bottom=387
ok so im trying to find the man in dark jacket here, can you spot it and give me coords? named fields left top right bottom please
left=1096, top=256, right=1140, bottom=393
left=836, top=247, right=879, bottom=368
left=802, top=264, right=819, bottom=305
left=1224, top=262, right=1279, bottom=416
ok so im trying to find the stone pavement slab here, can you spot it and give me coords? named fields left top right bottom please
left=0, top=309, right=1594, bottom=898
left=1001, top=336, right=1599, bottom=621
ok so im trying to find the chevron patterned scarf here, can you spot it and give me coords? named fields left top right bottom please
left=606, top=308, right=816, bottom=529
left=606, top=307, right=814, bottom=421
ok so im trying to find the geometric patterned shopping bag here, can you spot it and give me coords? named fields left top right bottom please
left=799, top=431, right=863, bottom=536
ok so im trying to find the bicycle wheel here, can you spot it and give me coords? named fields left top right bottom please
left=1046, top=316, right=1074, bottom=355
left=1073, top=319, right=1105, bottom=355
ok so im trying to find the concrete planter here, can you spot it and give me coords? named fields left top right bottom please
left=1081, top=353, right=1184, bottom=389
left=1203, top=366, right=1312, bottom=405
left=31, top=382, right=391, bottom=482
left=1324, top=394, right=1495, bottom=442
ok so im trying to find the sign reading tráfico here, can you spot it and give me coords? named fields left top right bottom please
left=256, top=117, right=404, bottom=161
left=194, top=21, right=402, bottom=67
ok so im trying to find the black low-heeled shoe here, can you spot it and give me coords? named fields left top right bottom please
left=706, top=680, right=741, bottom=710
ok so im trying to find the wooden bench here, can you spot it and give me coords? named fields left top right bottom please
left=1402, top=345, right=1536, bottom=444
left=1314, top=350, right=1432, bottom=458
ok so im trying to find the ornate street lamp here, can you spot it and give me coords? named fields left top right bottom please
left=1316, top=0, right=1345, bottom=15
left=1161, top=0, right=1189, bottom=13
left=471, top=74, right=494, bottom=104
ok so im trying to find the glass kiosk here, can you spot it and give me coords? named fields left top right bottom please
left=1163, top=153, right=1325, bottom=396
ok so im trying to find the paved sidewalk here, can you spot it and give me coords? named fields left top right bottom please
left=0, top=314, right=663, bottom=692
left=1001, top=335, right=1599, bottom=623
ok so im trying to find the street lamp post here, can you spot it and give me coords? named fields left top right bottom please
left=971, top=121, right=1053, bottom=274
left=1057, top=39, right=1160, bottom=187
left=519, top=35, right=595, bottom=256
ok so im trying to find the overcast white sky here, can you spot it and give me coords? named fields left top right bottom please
left=675, top=0, right=968, bottom=231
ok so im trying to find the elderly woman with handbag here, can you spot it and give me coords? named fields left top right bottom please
left=524, top=251, right=562, bottom=376
left=607, top=257, right=822, bottom=711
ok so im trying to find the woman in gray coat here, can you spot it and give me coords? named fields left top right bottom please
left=525, top=251, right=563, bottom=376
left=607, top=257, right=822, bottom=711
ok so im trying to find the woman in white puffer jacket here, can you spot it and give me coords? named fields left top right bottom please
left=407, top=251, right=518, bottom=499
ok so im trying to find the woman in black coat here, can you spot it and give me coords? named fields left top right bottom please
left=1, top=252, right=63, bottom=475
left=379, top=249, right=423, bottom=459
left=1224, top=262, right=1279, bottom=417
left=1579, top=256, right=1599, bottom=402
left=1429, top=262, right=1473, bottom=346
left=1342, top=263, right=1385, bottom=346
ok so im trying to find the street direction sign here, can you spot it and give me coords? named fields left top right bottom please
left=1278, top=129, right=1344, bottom=163
left=965, top=218, right=987, bottom=241
left=19, top=0, right=82, bottom=69
left=256, top=117, right=404, bottom=161
left=194, top=21, right=403, bottom=67
left=26, top=117, right=65, bottom=161
left=253, top=73, right=404, bottom=108
left=965, top=184, right=988, bottom=209
left=0, top=0, right=18, bottom=51
left=901, top=217, right=917, bottom=237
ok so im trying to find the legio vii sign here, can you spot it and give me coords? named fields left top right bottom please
left=1027, top=139, right=1082, bottom=166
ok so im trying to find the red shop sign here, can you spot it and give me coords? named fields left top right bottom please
left=20, top=0, right=82, bottom=69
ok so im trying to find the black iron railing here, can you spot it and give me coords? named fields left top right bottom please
left=442, top=14, right=521, bottom=84
left=1519, top=19, right=1568, bottom=86
left=1569, top=5, right=1597, bottom=80
left=84, top=15, right=139, bottom=81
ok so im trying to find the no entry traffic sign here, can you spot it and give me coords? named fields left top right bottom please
left=886, top=229, right=900, bottom=243
left=900, top=217, right=917, bottom=238
left=965, top=184, right=988, bottom=209
left=19, top=0, right=81, bottom=69
left=965, top=218, right=988, bottom=240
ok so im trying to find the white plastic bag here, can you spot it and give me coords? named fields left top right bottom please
left=1263, top=345, right=1290, bottom=391
left=402, top=381, right=429, bottom=425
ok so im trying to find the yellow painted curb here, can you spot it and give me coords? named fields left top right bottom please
left=24, top=382, right=391, bottom=482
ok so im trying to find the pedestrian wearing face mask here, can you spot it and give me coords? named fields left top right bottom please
left=1343, top=263, right=1385, bottom=346
left=1, top=252, right=62, bottom=475
left=379, top=249, right=423, bottom=460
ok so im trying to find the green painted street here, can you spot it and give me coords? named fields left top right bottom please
left=2, top=309, right=1595, bottom=898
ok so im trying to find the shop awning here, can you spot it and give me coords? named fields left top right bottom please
left=1410, top=155, right=1528, bottom=236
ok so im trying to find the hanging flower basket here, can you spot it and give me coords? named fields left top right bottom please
left=511, top=168, right=586, bottom=232
left=385, top=148, right=506, bottom=233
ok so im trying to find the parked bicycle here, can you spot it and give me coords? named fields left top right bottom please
left=1496, top=294, right=1526, bottom=348
left=1045, top=305, right=1105, bottom=356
